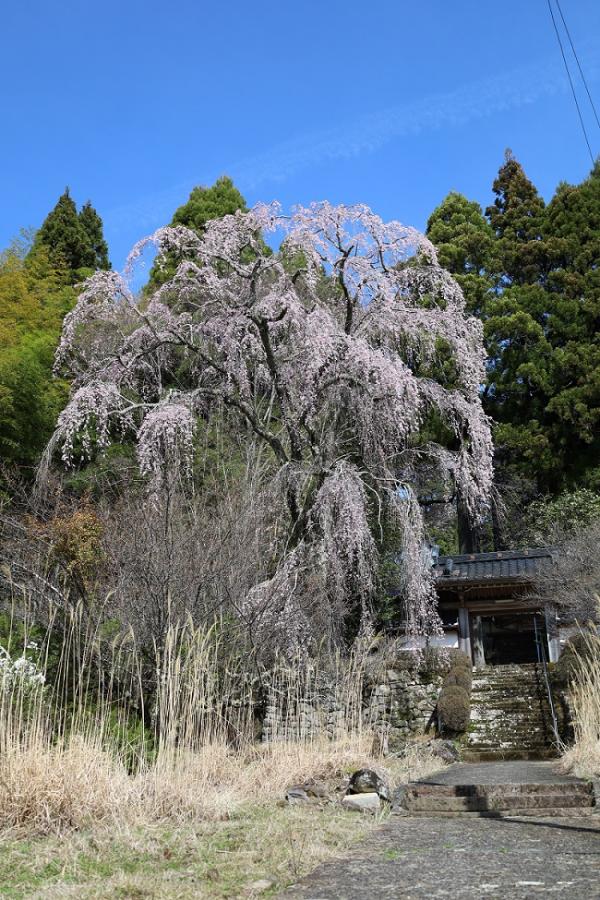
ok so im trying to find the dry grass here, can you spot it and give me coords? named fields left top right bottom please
left=0, top=608, right=443, bottom=836
left=0, top=732, right=442, bottom=834
left=0, top=607, right=446, bottom=895
left=0, top=740, right=136, bottom=833
left=560, top=631, right=600, bottom=777
left=0, top=743, right=443, bottom=899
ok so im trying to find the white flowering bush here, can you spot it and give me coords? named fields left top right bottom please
left=0, top=644, right=46, bottom=692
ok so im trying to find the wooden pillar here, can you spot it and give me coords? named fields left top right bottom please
left=472, top=615, right=486, bottom=667
left=458, top=607, right=472, bottom=661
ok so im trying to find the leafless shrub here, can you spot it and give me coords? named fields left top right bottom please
left=530, top=521, right=600, bottom=624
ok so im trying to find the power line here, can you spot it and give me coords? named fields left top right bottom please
left=555, top=0, right=600, bottom=134
left=546, top=0, right=595, bottom=165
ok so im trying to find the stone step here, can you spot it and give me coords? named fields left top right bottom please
left=471, top=685, right=545, bottom=692
left=466, top=737, right=555, bottom=748
left=471, top=700, right=546, bottom=708
left=467, top=725, right=552, bottom=732
left=398, top=778, right=595, bottom=817
left=407, top=781, right=592, bottom=797
left=470, top=703, right=551, bottom=712
left=474, top=662, right=541, bottom=667
left=471, top=687, right=546, bottom=696
left=466, top=736, right=553, bottom=744
left=472, top=680, right=543, bottom=688
left=471, top=713, right=550, bottom=720
left=404, top=806, right=596, bottom=818
left=468, top=723, right=550, bottom=731
left=461, top=750, right=559, bottom=762
left=471, top=691, right=544, bottom=697
left=406, top=794, right=592, bottom=813
left=471, top=683, right=546, bottom=690
left=459, top=663, right=558, bottom=756
left=470, top=716, right=550, bottom=723
left=471, top=697, right=551, bottom=705
left=471, top=691, right=547, bottom=699
left=467, top=741, right=552, bottom=746
left=468, top=728, right=551, bottom=735
left=467, top=734, right=551, bottom=741
left=467, top=722, right=551, bottom=730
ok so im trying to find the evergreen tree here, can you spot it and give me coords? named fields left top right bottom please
left=486, top=149, right=547, bottom=285
left=33, top=189, right=88, bottom=273
left=147, top=176, right=247, bottom=290
left=426, top=191, right=495, bottom=316
left=428, top=153, right=600, bottom=502
left=33, top=189, right=110, bottom=277
left=172, top=176, right=247, bottom=232
left=78, top=201, right=110, bottom=270
left=543, top=162, right=600, bottom=489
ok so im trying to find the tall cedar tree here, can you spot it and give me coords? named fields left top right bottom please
left=426, top=193, right=497, bottom=550
left=483, top=153, right=555, bottom=483
left=79, top=201, right=110, bottom=270
left=544, top=162, right=600, bottom=488
left=33, top=189, right=110, bottom=277
left=428, top=152, right=600, bottom=511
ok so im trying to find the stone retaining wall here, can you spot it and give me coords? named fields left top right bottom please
left=260, top=654, right=443, bottom=749
left=364, top=668, right=442, bottom=751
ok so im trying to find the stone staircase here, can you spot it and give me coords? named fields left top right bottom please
left=399, top=779, right=596, bottom=818
left=465, top=663, right=559, bottom=761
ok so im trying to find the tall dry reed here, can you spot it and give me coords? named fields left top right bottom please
left=560, top=630, right=600, bottom=777
left=0, top=601, right=388, bottom=833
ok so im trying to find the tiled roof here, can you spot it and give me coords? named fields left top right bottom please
left=434, top=548, right=552, bottom=584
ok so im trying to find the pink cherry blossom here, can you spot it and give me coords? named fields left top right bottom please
left=48, top=202, right=493, bottom=650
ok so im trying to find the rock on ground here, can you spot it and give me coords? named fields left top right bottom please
left=347, top=769, right=391, bottom=802
left=341, top=793, right=381, bottom=814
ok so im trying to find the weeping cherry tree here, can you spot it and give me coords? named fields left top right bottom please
left=47, top=202, right=493, bottom=651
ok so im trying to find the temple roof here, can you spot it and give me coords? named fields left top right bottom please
left=434, top=548, right=552, bottom=585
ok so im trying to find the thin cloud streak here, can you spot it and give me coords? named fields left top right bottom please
left=233, top=59, right=568, bottom=189
left=105, top=47, right=599, bottom=238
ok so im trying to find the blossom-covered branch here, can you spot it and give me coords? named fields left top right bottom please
left=48, top=201, right=493, bottom=651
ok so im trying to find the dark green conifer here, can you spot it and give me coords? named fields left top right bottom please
left=543, top=162, right=600, bottom=489
left=79, top=201, right=110, bottom=270
left=172, top=176, right=247, bottom=232
left=33, top=189, right=110, bottom=277
left=426, top=191, right=495, bottom=316
left=486, top=149, right=547, bottom=285
left=34, top=188, right=90, bottom=275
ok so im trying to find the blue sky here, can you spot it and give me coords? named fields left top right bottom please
left=2, top=0, right=599, bottom=270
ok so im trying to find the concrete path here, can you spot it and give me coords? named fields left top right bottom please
left=416, top=760, right=584, bottom=786
left=283, top=763, right=600, bottom=899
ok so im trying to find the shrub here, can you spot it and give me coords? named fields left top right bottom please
left=420, top=647, right=471, bottom=680
left=446, top=649, right=472, bottom=670
left=554, top=631, right=597, bottom=690
left=443, top=666, right=472, bottom=693
left=437, top=685, right=470, bottom=734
